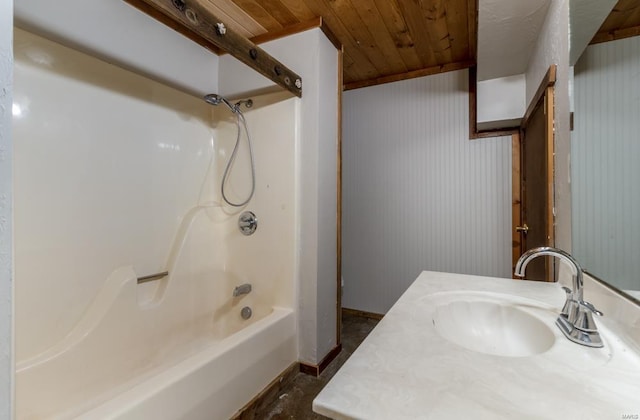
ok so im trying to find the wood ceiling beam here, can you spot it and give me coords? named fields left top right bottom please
left=124, top=0, right=302, bottom=97
left=591, top=24, right=640, bottom=44
left=344, top=59, right=474, bottom=91
left=589, top=0, right=640, bottom=44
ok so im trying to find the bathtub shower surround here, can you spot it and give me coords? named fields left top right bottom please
left=14, top=28, right=297, bottom=419
left=0, top=2, right=13, bottom=417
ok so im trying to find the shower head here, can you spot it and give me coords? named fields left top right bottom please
left=204, top=94, right=253, bottom=113
left=204, top=93, right=235, bottom=111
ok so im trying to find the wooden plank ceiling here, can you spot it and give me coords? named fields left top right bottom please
left=591, top=0, right=640, bottom=44
left=201, top=0, right=478, bottom=90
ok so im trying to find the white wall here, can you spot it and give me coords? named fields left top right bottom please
left=218, top=50, right=274, bottom=99
left=478, top=0, right=552, bottom=81
left=0, top=1, right=13, bottom=417
left=477, top=74, right=526, bottom=123
left=572, top=37, right=640, bottom=290
left=219, top=29, right=340, bottom=364
left=315, top=34, right=339, bottom=360
left=14, top=0, right=218, bottom=96
left=525, top=0, right=571, bottom=252
left=342, top=70, right=513, bottom=314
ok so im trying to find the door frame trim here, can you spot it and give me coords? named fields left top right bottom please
left=522, top=65, right=556, bottom=128
left=336, top=46, right=343, bottom=345
left=511, top=132, right=522, bottom=276
left=513, top=65, right=557, bottom=274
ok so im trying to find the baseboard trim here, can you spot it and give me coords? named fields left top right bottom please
left=342, top=307, right=385, bottom=320
left=231, top=362, right=299, bottom=420
left=299, top=343, right=342, bottom=377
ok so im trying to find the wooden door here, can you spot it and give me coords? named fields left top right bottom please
left=513, top=67, right=556, bottom=281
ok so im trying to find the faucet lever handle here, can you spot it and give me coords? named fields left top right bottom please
left=580, top=300, right=603, bottom=316
left=573, top=300, right=603, bottom=333
left=559, top=286, right=576, bottom=319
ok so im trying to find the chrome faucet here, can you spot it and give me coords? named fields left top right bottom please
left=514, top=247, right=603, bottom=348
left=233, top=283, right=252, bottom=297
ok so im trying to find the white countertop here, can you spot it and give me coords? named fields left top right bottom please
left=313, top=271, right=640, bottom=420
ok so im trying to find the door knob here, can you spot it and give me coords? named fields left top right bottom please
left=516, top=224, right=529, bottom=234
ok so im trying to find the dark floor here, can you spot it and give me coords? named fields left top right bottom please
left=257, top=313, right=380, bottom=420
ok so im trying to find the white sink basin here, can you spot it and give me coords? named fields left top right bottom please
left=314, top=272, right=640, bottom=420
left=432, top=298, right=556, bottom=357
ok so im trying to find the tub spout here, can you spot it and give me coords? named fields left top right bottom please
left=233, top=283, right=252, bottom=297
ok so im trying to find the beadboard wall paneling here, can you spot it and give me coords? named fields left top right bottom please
left=342, top=70, right=512, bottom=314
left=572, top=36, right=640, bottom=291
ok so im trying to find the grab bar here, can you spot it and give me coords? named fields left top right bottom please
left=137, top=271, right=169, bottom=284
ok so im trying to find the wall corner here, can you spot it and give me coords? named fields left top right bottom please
left=0, top=1, right=14, bottom=417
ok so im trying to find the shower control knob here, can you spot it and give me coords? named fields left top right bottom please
left=238, top=211, right=258, bottom=236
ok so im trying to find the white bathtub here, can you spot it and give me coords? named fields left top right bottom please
left=16, top=208, right=297, bottom=419
left=78, top=308, right=296, bottom=420
left=16, top=273, right=296, bottom=419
